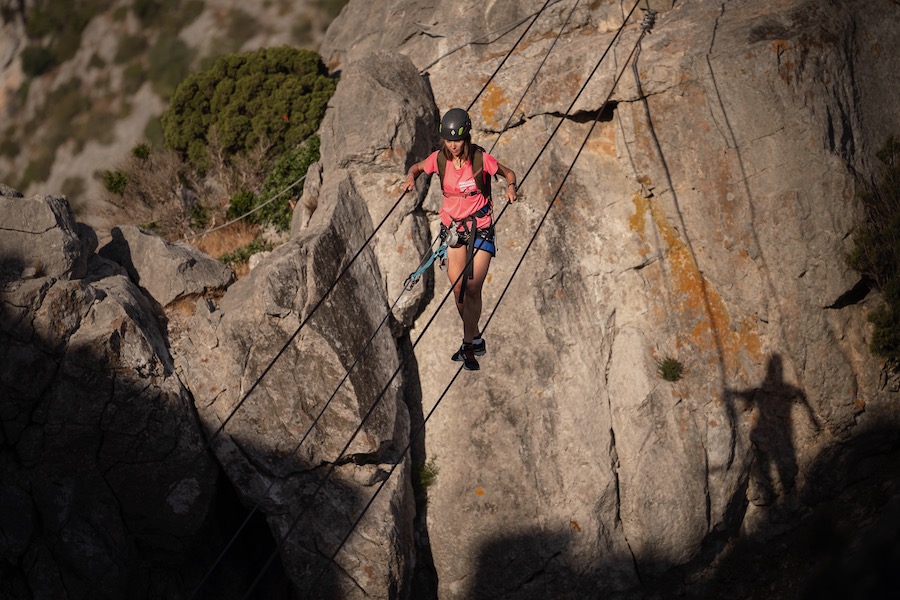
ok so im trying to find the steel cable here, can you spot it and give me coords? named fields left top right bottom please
left=465, top=0, right=556, bottom=113
left=187, top=3, right=570, bottom=596
left=419, top=0, right=564, bottom=73
left=312, top=16, right=649, bottom=592
left=234, top=2, right=644, bottom=596
left=486, top=0, right=582, bottom=155
left=180, top=173, right=307, bottom=242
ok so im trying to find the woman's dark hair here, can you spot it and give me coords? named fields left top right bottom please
left=440, top=134, right=475, bottom=164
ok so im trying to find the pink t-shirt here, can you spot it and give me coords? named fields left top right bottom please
left=422, top=150, right=499, bottom=229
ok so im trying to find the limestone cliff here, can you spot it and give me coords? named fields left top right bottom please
left=2, top=0, right=900, bottom=599
left=316, top=0, right=900, bottom=598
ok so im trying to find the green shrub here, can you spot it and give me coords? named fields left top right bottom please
left=25, top=0, right=103, bottom=65
left=24, top=5, right=59, bottom=38
left=122, top=62, right=146, bottom=95
left=53, top=24, right=85, bottom=64
left=414, top=456, right=439, bottom=509
left=20, top=150, right=55, bottom=187
left=139, top=221, right=161, bottom=233
left=144, top=117, right=166, bottom=148
left=20, top=45, right=57, bottom=77
left=656, top=357, right=684, bottom=382
left=221, top=137, right=319, bottom=230
left=0, top=4, right=18, bottom=23
left=256, top=136, right=319, bottom=230
left=133, top=0, right=203, bottom=29
left=112, top=5, right=129, bottom=21
left=26, top=78, right=90, bottom=148
left=175, top=0, right=205, bottom=30
left=226, top=189, right=257, bottom=221
left=162, top=46, right=335, bottom=170
left=132, top=143, right=152, bottom=161
left=417, top=457, right=439, bottom=490
left=14, top=80, right=30, bottom=110
left=88, top=52, right=106, bottom=69
left=101, top=169, right=128, bottom=195
left=75, top=108, right=117, bottom=148
left=219, top=237, right=271, bottom=267
left=190, top=202, right=210, bottom=229
left=869, top=282, right=900, bottom=358
left=0, top=134, right=19, bottom=158
left=42, top=82, right=120, bottom=150
left=849, top=135, right=900, bottom=359
left=133, top=0, right=163, bottom=25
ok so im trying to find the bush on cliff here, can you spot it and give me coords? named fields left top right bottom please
left=161, top=46, right=335, bottom=171
left=224, top=136, right=321, bottom=232
left=849, top=135, right=900, bottom=359
left=103, top=46, right=334, bottom=241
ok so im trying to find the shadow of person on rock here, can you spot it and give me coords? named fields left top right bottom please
left=725, top=354, right=820, bottom=512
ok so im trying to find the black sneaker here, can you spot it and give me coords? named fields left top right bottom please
left=451, top=343, right=480, bottom=371
left=471, top=337, right=486, bottom=356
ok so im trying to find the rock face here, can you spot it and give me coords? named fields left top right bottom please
left=174, top=53, right=428, bottom=594
left=317, top=0, right=900, bottom=598
left=0, top=191, right=218, bottom=599
left=293, top=50, right=438, bottom=326
left=99, top=225, right=234, bottom=308
left=0, top=191, right=95, bottom=280
left=4, top=0, right=900, bottom=598
left=174, top=202, right=416, bottom=598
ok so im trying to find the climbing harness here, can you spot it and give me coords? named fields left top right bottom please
left=404, top=196, right=494, bottom=300
left=402, top=206, right=495, bottom=294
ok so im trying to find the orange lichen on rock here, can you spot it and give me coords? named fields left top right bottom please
left=629, top=192, right=651, bottom=252
left=480, top=82, right=509, bottom=130
left=629, top=191, right=762, bottom=378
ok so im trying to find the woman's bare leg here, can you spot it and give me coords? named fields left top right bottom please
left=446, top=245, right=492, bottom=343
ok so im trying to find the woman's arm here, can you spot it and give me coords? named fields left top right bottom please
left=497, top=162, right=518, bottom=203
left=402, top=160, right=425, bottom=192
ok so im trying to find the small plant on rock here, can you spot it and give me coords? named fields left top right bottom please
left=131, top=143, right=151, bottom=161
left=657, top=357, right=684, bottom=382
left=101, top=169, right=128, bottom=195
left=219, top=237, right=271, bottom=268
left=418, top=457, right=439, bottom=490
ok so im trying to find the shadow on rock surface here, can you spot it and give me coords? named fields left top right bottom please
left=0, top=265, right=297, bottom=599
left=464, top=426, right=900, bottom=600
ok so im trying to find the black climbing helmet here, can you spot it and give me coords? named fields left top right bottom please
left=439, top=108, right=472, bottom=141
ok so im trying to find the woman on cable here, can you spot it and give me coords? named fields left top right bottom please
left=402, top=108, right=518, bottom=371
